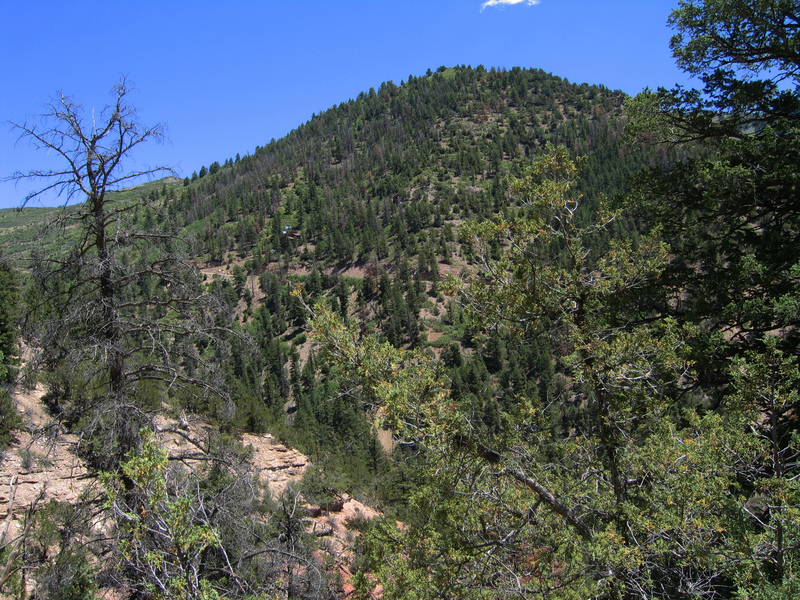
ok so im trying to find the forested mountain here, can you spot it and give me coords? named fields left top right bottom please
left=3, top=1, right=800, bottom=597
left=170, top=65, right=636, bottom=267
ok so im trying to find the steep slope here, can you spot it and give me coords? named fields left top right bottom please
left=0, top=63, right=656, bottom=542
left=172, top=65, right=637, bottom=267
left=1, top=385, right=309, bottom=519
left=98, top=65, right=655, bottom=511
left=0, top=64, right=676, bottom=599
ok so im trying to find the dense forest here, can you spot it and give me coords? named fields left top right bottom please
left=1, top=1, right=799, bottom=598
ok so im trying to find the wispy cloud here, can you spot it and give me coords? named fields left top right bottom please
left=481, top=0, right=541, bottom=12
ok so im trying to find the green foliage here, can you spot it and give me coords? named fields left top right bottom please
left=724, top=338, right=800, bottom=597
left=0, top=387, right=21, bottom=450
left=298, top=464, right=347, bottom=509
left=0, top=260, right=19, bottom=384
left=457, top=144, right=669, bottom=338
left=102, top=429, right=334, bottom=599
left=27, top=501, right=99, bottom=600
left=312, top=145, right=748, bottom=598
left=11, top=9, right=800, bottom=598
left=309, top=302, right=451, bottom=441
left=103, top=431, right=217, bottom=599
left=165, top=65, right=637, bottom=274
left=625, top=2, right=800, bottom=597
left=444, top=146, right=731, bottom=597
left=626, top=1, right=800, bottom=375
left=668, top=0, right=799, bottom=85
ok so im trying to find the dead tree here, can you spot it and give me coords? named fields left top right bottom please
left=7, top=79, right=236, bottom=470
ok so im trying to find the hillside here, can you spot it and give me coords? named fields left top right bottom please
left=0, top=65, right=645, bottom=465
left=0, top=67, right=642, bottom=275
left=0, top=65, right=654, bottom=598
left=3, top=9, right=800, bottom=593
left=174, top=66, right=636, bottom=267
left=2, top=381, right=378, bottom=598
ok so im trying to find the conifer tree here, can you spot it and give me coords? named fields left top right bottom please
left=312, top=146, right=737, bottom=599
left=627, top=1, right=800, bottom=595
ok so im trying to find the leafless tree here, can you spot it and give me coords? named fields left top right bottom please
left=6, top=79, right=236, bottom=470
left=8, top=77, right=171, bottom=209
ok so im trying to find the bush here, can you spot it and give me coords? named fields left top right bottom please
left=0, top=387, right=21, bottom=450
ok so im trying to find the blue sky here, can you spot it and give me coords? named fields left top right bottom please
left=0, top=0, right=694, bottom=209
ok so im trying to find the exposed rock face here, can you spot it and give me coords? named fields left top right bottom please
left=242, top=433, right=309, bottom=496
left=1, top=383, right=382, bottom=597
left=1, top=385, right=311, bottom=521
left=0, top=384, right=93, bottom=524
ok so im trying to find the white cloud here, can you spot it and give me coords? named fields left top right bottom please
left=481, top=0, right=541, bottom=11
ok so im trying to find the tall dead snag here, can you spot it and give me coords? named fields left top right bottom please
left=7, top=79, right=233, bottom=471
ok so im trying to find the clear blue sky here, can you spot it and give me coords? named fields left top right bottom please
left=0, top=0, right=695, bottom=209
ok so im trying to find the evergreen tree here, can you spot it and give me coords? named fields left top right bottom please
left=313, top=146, right=735, bottom=599
left=0, top=259, right=19, bottom=384
left=626, top=1, right=800, bottom=595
